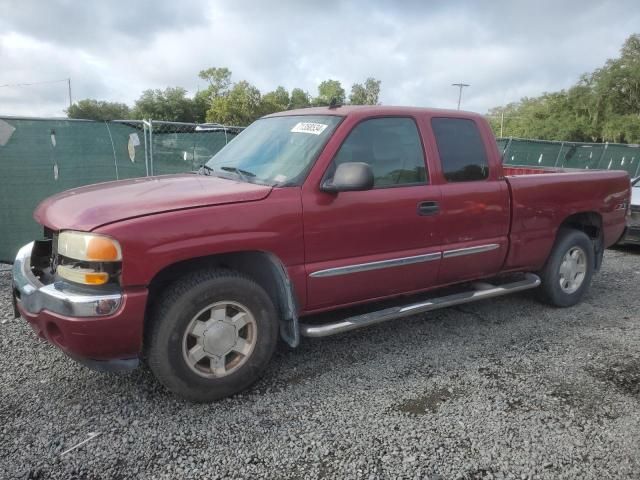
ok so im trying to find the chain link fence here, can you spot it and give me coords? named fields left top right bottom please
left=0, top=116, right=242, bottom=261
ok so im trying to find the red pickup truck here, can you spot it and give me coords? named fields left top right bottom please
left=12, top=106, right=630, bottom=402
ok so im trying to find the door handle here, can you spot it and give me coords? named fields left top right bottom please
left=417, top=201, right=440, bottom=216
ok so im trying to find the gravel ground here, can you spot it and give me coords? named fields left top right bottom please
left=1, top=249, right=640, bottom=480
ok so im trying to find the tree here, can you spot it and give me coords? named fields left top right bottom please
left=66, top=99, right=130, bottom=121
left=289, top=88, right=311, bottom=109
left=314, top=79, right=346, bottom=106
left=206, top=81, right=262, bottom=125
left=349, top=77, right=381, bottom=105
left=198, top=67, right=232, bottom=98
left=488, top=33, right=640, bottom=143
left=260, top=86, right=290, bottom=115
left=602, top=114, right=640, bottom=143
left=194, top=67, right=235, bottom=123
left=192, top=90, right=210, bottom=123
left=349, top=84, right=367, bottom=105
left=66, top=68, right=385, bottom=126
left=131, top=87, right=196, bottom=122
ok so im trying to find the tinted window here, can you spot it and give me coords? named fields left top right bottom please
left=431, top=118, right=489, bottom=182
left=330, top=117, right=427, bottom=187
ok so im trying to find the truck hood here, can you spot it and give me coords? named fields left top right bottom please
left=34, top=174, right=273, bottom=231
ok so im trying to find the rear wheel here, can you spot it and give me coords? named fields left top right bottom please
left=146, top=269, right=279, bottom=402
left=538, top=228, right=595, bottom=307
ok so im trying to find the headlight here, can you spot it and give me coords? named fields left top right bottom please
left=56, top=231, right=121, bottom=286
left=57, top=231, right=122, bottom=262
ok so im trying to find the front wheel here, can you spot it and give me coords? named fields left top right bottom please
left=146, top=269, right=279, bottom=402
left=538, top=228, right=595, bottom=307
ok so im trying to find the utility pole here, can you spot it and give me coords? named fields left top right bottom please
left=452, top=82, right=470, bottom=110
left=500, top=111, right=504, bottom=137
left=67, top=78, right=72, bottom=109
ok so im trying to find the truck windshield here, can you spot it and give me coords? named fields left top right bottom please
left=205, top=115, right=342, bottom=186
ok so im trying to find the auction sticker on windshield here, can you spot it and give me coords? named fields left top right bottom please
left=291, top=122, right=328, bottom=135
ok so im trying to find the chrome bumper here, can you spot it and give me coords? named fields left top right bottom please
left=12, top=242, right=122, bottom=317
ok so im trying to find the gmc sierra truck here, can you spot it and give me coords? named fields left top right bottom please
left=12, top=106, right=630, bottom=402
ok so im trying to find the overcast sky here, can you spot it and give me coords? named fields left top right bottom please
left=1, top=0, right=639, bottom=118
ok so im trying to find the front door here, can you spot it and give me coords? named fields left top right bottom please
left=302, top=116, right=442, bottom=310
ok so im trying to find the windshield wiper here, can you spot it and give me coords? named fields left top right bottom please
left=220, top=166, right=256, bottom=182
left=197, top=164, right=215, bottom=176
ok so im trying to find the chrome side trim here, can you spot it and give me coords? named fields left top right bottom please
left=300, top=273, right=541, bottom=337
left=442, top=243, right=500, bottom=259
left=12, top=242, right=122, bottom=317
left=310, top=252, right=441, bottom=278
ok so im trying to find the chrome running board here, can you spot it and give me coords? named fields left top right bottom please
left=299, top=273, right=541, bottom=338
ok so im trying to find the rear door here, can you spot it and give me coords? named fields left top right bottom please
left=301, top=116, right=443, bottom=310
left=427, top=116, right=510, bottom=284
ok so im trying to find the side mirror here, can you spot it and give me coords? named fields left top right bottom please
left=321, top=162, right=374, bottom=193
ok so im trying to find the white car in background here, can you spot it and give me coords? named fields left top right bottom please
left=621, top=177, right=640, bottom=244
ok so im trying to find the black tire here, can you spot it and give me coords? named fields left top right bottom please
left=538, top=228, right=595, bottom=307
left=146, top=269, right=279, bottom=402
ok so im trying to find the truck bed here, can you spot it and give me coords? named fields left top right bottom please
left=503, top=166, right=559, bottom=176
left=503, top=165, right=619, bottom=176
left=502, top=167, right=629, bottom=272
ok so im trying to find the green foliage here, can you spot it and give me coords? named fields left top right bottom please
left=66, top=99, right=130, bottom=121
left=69, top=69, right=382, bottom=126
left=206, top=81, right=262, bottom=125
left=314, top=79, right=346, bottom=106
left=198, top=67, right=232, bottom=97
left=289, top=88, right=311, bottom=109
left=349, top=85, right=367, bottom=105
left=192, top=89, right=210, bottom=123
left=260, top=86, right=290, bottom=115
left=602, top=114, right=640, bottom=143
left=131, top=87, right=197, bottom=122
left=490, top=34, right=640, bottom=143
left=192, top=67, right=234, bottom=123
left=349, top=77, right=381, bottom=105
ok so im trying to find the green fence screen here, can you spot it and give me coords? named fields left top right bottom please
left=499, top=137, right=640, bottom=175
left=2, top=118, right=639, bottom=263
left=0, top=117, right=240, bottom=262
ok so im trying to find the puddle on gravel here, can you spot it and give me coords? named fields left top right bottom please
left=549, top=384, right=589, bottom=408
left=477, top=365, right=518, bottom=381
left=588, top=357, right=640, bottom=398
left=541, top=378, right=623, bottom=423
left=281, top=369, right=321, bottom=387
left=396, top=387, right=459, bottom=415
left=465, top=467, right=498, bottom=479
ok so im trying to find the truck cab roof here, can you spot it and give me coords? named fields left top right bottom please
left=265, top=105, right=486, bottom=121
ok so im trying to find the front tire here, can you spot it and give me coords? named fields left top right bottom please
left=146, top=269, right=279, bottom=402
left=538, top=228, right=595, bottom=307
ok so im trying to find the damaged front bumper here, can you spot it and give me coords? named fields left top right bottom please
left=13, top=242, right=122, bottom=318
left=12, top=242, right=147, bottom=372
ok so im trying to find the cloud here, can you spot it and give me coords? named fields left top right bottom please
left=0, top=0, right=208, bottom=49
left=1, top=0, right=639, bottom=117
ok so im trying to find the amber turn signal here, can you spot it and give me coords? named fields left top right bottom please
left=86, top=236, right=120, bottom=261
left=57, top=265, right=109, bottom=285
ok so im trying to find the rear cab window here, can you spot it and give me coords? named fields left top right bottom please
left=431, top=117, right=489, bottom=182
